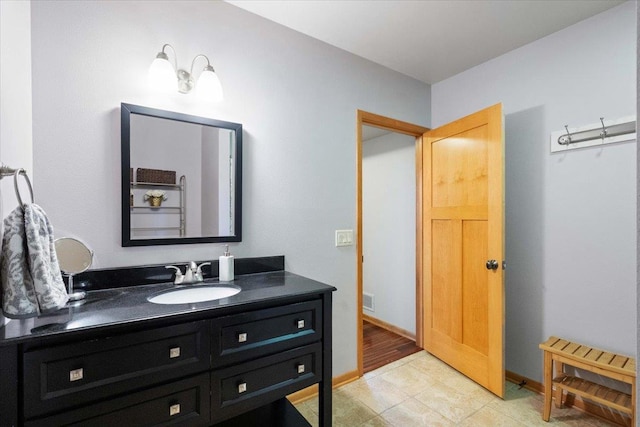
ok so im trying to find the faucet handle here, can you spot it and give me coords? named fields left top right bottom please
left=165, top=265, right=184, bottom=284
left=196, top=262, right=211, bottom=273
left=194, top=262, right=211, bottom=282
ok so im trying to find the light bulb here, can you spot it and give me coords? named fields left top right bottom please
left=196, top=66, right=224, bottom=102
left=148, top=53, right=176, bottom=93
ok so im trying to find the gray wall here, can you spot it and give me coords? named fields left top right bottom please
left=0, top=0, right=33, bottom=327
left=0, top=0, right=33, bottom=222
left=362, top=131, right=416, bottom=334
left=432, top=2, right=636, bottom=382
left=28, top=0, right=430, bottom=377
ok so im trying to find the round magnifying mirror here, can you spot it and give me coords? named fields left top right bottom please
left=55, top=237, right=93, bottom=301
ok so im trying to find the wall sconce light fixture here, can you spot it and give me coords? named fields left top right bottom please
left=148, top=44, right=224, bottom=102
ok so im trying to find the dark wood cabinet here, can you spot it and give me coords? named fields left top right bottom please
left=2, top=291, right=332, bottom=427
left=212, top=300, right=321, bottom=367
left=24, top=374, right=211, bottom=427
left=23, top=321, right=210, bottom=418
left=211, top=343, right=321, bottom=423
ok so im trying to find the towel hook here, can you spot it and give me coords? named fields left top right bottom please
left=599, top=117, right=608, bottom=142
left=562, top=125, right=572, bottom=146
left=13, top=168, right=34, bottom=206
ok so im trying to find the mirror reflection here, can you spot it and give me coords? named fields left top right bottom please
left=121, top=103, right=242, bottom=246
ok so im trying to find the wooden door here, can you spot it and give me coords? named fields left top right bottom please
left=422, top=103, right=504, bottom=397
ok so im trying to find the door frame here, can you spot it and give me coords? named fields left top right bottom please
left=356, top=110, right=430, bottom=376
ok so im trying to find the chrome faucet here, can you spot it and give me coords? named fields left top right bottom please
left=183, top=262, right=197, bottom=284
left=165, top=262, right=211, bottom=285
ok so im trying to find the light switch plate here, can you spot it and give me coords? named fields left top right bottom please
left=335, top=229, right=354, bottom=247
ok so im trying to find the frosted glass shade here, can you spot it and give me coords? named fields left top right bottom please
left=196, top=69, right=224, bottom=102
left=148, top=57, right=176, bottom=93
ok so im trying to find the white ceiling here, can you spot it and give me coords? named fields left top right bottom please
left=226, top=0, right=624, bottom=84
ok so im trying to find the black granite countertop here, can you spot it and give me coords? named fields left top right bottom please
left=0, top=270, right=335, bottom=346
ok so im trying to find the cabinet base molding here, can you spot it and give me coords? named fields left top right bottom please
left=287, top=370, right=359, bottom=404
left=505, top=370, right=630, bottom=427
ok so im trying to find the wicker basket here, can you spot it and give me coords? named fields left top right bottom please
left=136, top=168, right=176, bottom=184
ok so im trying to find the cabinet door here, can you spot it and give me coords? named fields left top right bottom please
left=211, top=343, right=322, bottom=423
left=212, top=300, right=322, bottom=367
left=23, top=321, right=210, bottom=418
left=25, top=374, right=210, bottom=427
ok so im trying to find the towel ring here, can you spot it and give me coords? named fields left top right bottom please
left=14, top=169, right=34, bottom=206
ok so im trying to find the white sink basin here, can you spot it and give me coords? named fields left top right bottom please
left=148, top=285, right=240, bottom=304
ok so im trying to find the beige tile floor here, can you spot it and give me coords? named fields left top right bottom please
left=294, top=351, right=622, bottom=427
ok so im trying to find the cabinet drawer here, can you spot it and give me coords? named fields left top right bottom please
left=211, top=343, right=321, bottom=423
left=25, top=373, right=210, bottom=427
left=23, top=320, right=210, bottom=418
left=211, top=300, right=321, bottom=367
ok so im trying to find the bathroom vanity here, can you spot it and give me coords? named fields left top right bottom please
left=0, top=257, right=334, bottom=427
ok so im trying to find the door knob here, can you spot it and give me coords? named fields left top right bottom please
left=486, top=260, right=499, bottom=270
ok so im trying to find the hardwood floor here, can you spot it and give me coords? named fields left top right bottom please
left=362, top=320, right=422, bottom=374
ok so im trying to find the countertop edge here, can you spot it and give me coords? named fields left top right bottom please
left=0, top=270, right=336, bottom=347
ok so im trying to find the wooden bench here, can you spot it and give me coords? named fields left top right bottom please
left=539, top=336, right=635, bottom=426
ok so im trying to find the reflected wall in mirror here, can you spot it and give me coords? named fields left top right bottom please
left=121, top=103, right=242, bottom=246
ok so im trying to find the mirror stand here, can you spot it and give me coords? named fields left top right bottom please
left=55, top=237, right=93, bottom=302
left=65, top=273, right=86, bottom=302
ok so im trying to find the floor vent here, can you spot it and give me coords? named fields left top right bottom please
left=363, top=292, right=374, bottom=311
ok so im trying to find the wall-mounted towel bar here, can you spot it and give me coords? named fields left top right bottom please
left=558, top=118, right=636, bottom=145
left=550, top=116, right=636, bottom=153
left=0, top=163, right=34, bottom=206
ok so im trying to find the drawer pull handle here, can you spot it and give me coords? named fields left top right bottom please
left=238, top=382, right=247, bottom=393
left=297, top=364, right=305, bottom=374
left=69, top=368, right=83, bottom=382
left=297, top=319, right=305, bottom=329
left=238, top=332, right=247, bottom=343
left=169, top=347, right=181, bottom=358
left=169, top=403, right=181, bottom=416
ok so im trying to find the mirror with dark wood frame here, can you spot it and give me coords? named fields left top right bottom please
left=121, top=103, right=242, bottom=246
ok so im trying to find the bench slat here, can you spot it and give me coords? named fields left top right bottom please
left=552, top=338, right=570, bottom=351
left=573, top=345, right=591, bottom=358
left=609, top=355, right=629, bottom=369
left=541, top=336, right=560, bottom=348
left=564, top=342, right=581, bottom=355
left=585, top=349, right=603, bottom=362
left=552, top=375, right=633, bottom=415
left=597, top=351, right=616, bottom=365
left=625, top=358, right=635, bottom=372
